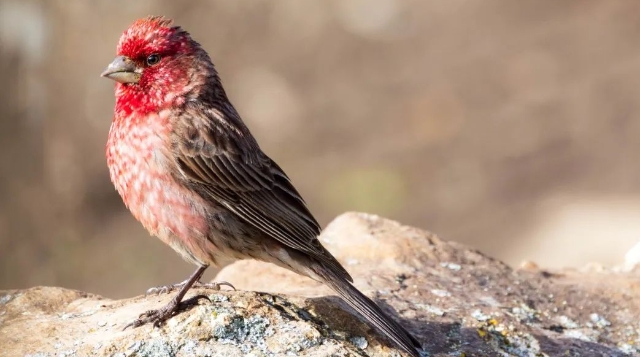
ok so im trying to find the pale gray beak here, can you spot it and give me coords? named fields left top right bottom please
left=101, top=56, right=141, bottom=84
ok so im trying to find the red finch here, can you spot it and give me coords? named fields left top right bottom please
left=102, top=16, right=421, bottom=357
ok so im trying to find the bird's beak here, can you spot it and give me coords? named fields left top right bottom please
left=101, top=56, right=141, bottom=84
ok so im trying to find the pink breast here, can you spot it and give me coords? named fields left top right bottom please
left=106, top=112, right=207, bottom=242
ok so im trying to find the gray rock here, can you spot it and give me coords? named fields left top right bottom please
left=2, top=212, right=639, bottom=356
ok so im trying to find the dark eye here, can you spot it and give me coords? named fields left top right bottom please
left=146, top=54, right=160, bottom=66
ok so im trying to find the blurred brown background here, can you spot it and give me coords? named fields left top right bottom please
left=1, top=0, right=640, bottom=298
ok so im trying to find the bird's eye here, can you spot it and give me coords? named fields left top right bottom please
left=146, top=54, right=161, bottom=66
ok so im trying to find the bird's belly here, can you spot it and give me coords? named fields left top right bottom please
left=124, top=163, right=203, bottom=239
left=107, top=130, right=221, bottom=265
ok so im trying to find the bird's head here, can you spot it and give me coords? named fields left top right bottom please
left=102, top=16, right=217, bottom=116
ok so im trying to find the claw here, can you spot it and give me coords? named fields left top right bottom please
left=145, top=279, right=190, bottom=296
left=196, top=281, right=236, bottom=291
left=123, top=294, right=213, bottom=330
left=144, top=280, right=235, bottom=296
left=123, top=309, right=160, bottom=331
left=127, top=267, right=234, bottom=330
left=186, top=294, right=212, bottom=305
left=123, top=320, right=135, bottom=331
left=145, top=285, right=170, bottom=296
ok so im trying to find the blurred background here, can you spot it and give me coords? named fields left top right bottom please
left=2, top=0, right=640, bottom=298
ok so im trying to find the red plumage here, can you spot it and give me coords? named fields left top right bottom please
left=103, top=16, right=422, bottom=357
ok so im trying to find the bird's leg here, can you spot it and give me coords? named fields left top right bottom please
left=125, top=265, right=210, bottom=329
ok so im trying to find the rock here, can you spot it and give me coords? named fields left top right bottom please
left=625, top=240, right=640, bottom=270
left=1, top=212, right=639, bottom=356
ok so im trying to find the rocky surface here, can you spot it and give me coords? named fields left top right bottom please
left=1, top=212, right=639, bottom=357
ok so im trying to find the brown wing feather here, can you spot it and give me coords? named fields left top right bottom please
left=172, top=104, right=352, bottom=282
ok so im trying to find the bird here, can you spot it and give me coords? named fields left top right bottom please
left=101, top=16, right=422, bottom=357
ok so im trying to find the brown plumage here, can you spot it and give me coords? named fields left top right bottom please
left=102, top=16, right=422, bottom=356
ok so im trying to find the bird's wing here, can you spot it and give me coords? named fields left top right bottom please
left=171, top=104, right=351, bottom=281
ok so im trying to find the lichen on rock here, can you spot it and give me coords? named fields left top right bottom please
left=2, top=212, right=639, bottom=356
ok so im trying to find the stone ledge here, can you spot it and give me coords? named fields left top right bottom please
left=1, top=212, right=638, bottom=356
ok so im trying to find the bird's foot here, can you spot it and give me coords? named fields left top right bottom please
left=145, top=279, right=189, bottom=296
left=123, top=294, right=210, bottom=330
left=146, top=280, right=235, bottom=296
left=194, top=280, right=236, bottom=291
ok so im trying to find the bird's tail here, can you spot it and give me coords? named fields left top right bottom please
left=311, top=263, right=422, bottom=357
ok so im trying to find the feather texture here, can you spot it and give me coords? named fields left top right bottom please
left=171, top=102, right=352, bottom=282
left=105, top=16, right=421, bottom=357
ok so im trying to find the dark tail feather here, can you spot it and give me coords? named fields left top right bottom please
left=312, top=263, right=422, bottom=357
